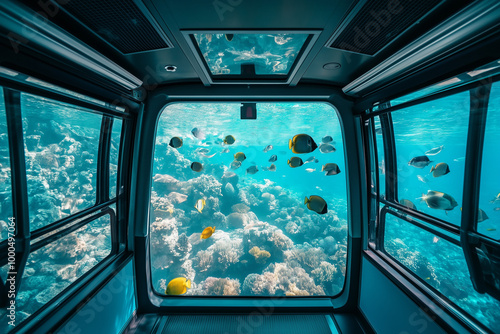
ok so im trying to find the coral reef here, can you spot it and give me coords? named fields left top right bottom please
left=201, top=277, right=241, bottom=295
left=249, top=246, right=271, bottom=264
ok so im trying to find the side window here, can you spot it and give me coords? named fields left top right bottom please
left=22, top=93, right=102, bottom=231
left=383, top=210, right=500, bottom=332
left=0, top=80, right=120, bottom=332
left=479, top=81, right=500, bottom=238
left=150, top=102, right=348, bottom=297
left=0, top=88, right=13, bottom=243
left=0, top=212, right=113, bottom=328
left=370, top=74, right=500, bottom=333
left=392, top=91, right=469, bottom=224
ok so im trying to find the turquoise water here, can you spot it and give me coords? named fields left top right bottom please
left=0, top=81, right=499, bottom=332
left=377, top=83, right=500, bottom=332
left=193, top=33, right=308, bottom=75
left=150, top=102, right=348, bottom=297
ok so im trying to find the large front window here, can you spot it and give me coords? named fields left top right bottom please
left=150, top=102, right=348, bottom=296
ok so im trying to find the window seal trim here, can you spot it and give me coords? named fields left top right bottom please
left=0, top=76, right=131, bottom=118
left=2, top=88, right=30, bottom=308
left=460, top=82, right=492, bottom=294
left=97, top=117, right=112, bottom=204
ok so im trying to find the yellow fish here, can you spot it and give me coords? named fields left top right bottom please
left=195, top=199, right=206, bottom=213
left=289, top=134, right=317, bottom=154
left=224, top=135, right=235, bottom=145
left=234, top=152, right=246, bottom=161
left=304, top=195, right=328, bottom=214
left=201, top=226, right=216, bottom=239
left=165, top=277, right=191, bottom=295
left=486, top=228, right=496, bottom=231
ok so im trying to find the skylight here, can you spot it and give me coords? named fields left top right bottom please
left=193, top=33, right=308, bottom=76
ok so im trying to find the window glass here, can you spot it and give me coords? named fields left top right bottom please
left=0, top=88, right=13, bottom=242
left=21, top=93, right=102, bottom=231
left=109, top=118, right=122, bottom=199
left=150, top=102, right=348, bottom=296
left=193, top=33, right=309, bottom=75
left=392, top=91, right=469, bottom=224
left=384, top=212, right=500, bottom=332
left=479, top=81, right=500, bottom=239
left=374, top=117, right=385, bottom=198
left=0, top=213, right=112, bottom=332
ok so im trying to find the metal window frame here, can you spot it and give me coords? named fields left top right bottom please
left=0, top=79, right=129, bottom=320
left=362, top=71, right=500, bottom=331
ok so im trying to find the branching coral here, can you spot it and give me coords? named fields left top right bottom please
left=249, top=246, right=271, bottom=264
left=202, top=277, right=241, bottom=296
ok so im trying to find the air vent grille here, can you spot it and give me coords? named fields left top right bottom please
left=329, top=0, right=441, bottom=55
left=62, top=0, right=171, bottom=54
left=162, top=315, right=333, bottom=334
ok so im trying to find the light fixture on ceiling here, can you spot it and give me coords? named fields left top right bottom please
left=323, top=62, right=341, bottom=70
left=165, top=65, right=177, bottom=72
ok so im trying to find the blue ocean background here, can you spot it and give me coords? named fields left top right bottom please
left=150, top=102, right=348, bottom=298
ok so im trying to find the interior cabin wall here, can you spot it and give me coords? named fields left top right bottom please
left=55, top=259, right=137, bottom=334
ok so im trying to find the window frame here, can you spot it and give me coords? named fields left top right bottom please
left=148, top=101, right=350, bottom=299
left=0, top=71, right=132, bottom=330
left=363, top=71, right=500, bottom=333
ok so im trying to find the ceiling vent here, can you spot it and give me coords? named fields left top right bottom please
left=327, top=0, right=442, bottom=56
left=61, top=0, right=172, bottom=54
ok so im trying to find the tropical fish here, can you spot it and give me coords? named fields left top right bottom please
left=263, top=145, right=273, bottom=153
left=322, top=136, right=333, bottom=143
left=222, top=148, right=230, bottom=153
left=305, top=168, right=315, bottom=173
left=460, top=207, right=489, bottom=223
left=166, top=277, right=191, bottom=295
left=197, top=148, right=210, bottom=154
left=200, top=152, right=217, bottom=158
left=263, top=164, right=276, bottom=171
left=425, top=145, right=444, bottom=156
left=287, top=157, right=304, bottom=168
left=191, top=162, right=203, bottom=172
left=417, top=175, right=428, bottom=183
left=246, top=166, right=259, bottom=175
left=430, top=163, right=450, bottom=177
left=191, top=127, right=206, bottom=140
left=194, top=199, right=206, bottom=213
left=214, top=138, right=223, bottom=145
left=314, top=159, right=319, bottom=163
left=234, top=152, right=246, bottom=162
left=269, top=155, right=277, bottom=162
left=230, top=160, right=242, bottom=170
left=494, top=207, right=500, bottom=211
left=408, top=156, right=432, bottom=168
left=304, top=156, right=316, bottom=164
left=319, top=143, right=336, bottom=153
left=400, top=199, right=417, bottom=210
left=223, top=135, right=235, bottom=145
left=200, top=226, right=216, bottom=239
left=289, top=134, right=318, bottom=154
left=322, top=163, right=340, bottom=173
left=322, top=163, right=341, bottom=175
left=432, top=236, right=439, bottom=244
left=225, top=34, right=234, bottom=41
left=486, top=228, right=496, bottom=231
left=490, top=193, right=500, bottom=203
left=421, top=190, right=458, bottom=211
left=453, top=157, right=465, bottom=162
left=304, top=195, right=328, bottom=214
left=169, top=137, right=183, bottom=148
